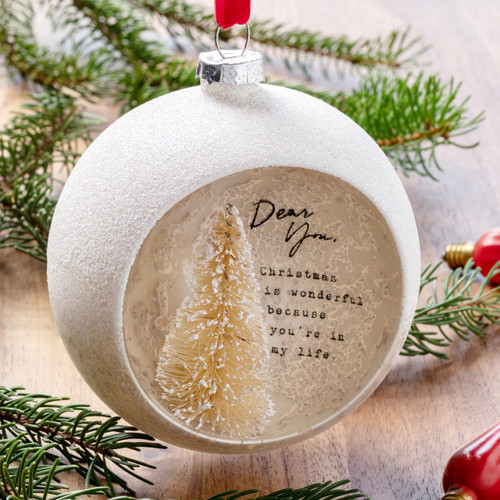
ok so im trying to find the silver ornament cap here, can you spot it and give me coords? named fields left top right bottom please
left=196, top=50, right=264, bottom=86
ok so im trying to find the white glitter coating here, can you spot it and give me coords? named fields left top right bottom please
left=47, top=82, right=420, bottom=453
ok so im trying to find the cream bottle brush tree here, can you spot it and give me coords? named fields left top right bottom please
left=156, top=204, right=274, bottom=437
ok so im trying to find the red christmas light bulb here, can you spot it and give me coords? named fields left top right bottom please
left=441, top=423, right=500, bottom=500
left=444, top=227, right=500, bottom=285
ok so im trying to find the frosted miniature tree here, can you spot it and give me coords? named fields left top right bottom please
left=156, top=204, right=274, bottom=437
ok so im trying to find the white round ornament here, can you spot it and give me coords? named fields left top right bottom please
left=47, top=49, right=420, bottom=453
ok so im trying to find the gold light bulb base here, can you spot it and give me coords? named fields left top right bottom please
left=441, top=485, right=478, bottom=500
left=444, top=242, right=475, bottom=269
left=442, top=493, right=474, bottom=500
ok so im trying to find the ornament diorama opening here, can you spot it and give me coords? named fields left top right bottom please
left=47, top=46, right=420, bottom=453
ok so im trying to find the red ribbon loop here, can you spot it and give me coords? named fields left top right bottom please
left=214, top=0, right=251, bottom=30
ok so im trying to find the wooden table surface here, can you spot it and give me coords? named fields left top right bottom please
left=2, top=1, right=500, bottom=499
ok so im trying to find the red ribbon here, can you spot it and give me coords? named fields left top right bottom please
left=214, top=0, right=251, bottom=29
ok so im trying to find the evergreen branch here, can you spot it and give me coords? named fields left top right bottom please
left=0, top=437, right=110, bottom=500
left=68, top=0, right=163, bottom=65
left=116, top=57, right=198, bottom=114
left=1, top=0, right=197, bottom=107
left=403, top=260, right=500, bottom=358
left=137, top=0, right=423, bottom=71
left=0, top=386, right=166, bottom=497
left=0, top=0, right=110, bottom=97
left=0, top=388, right=366, bottom=500
left=247, top=24, right=422, bottom=72
left=135, top=0, right=214, bottom=42
left=0, top=91, right=99, bottom=261
left=283, top=73, right=484, bottom=179
left=64, top=0, right=199, bottom=111
left=0, top=436, right=148, bottom=500
left=204, top=481, right=368, bottom=500
left=0, top=175, right=56, bottom=262
left=0, top=91, right=97, bottom=184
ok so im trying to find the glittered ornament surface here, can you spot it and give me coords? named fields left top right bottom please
left=47, top=79, right=420, bottom=453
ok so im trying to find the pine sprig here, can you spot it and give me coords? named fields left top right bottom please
left=117, top=60, right=197, bottom=113
left=403, top=260, right=500, bottom=358
left=138, top=0, right=423, bottom=71
left=205, top=481, right=368, bottom=500
left=0, top=437, right=110, bottom=500
left=0, top=0, right=110, bottom=97
left=247, top=24, right=422, bottom=76
left=0, top=388, right=367, bottom=500
left=280, top=72, right=483, bottom=178
left=0, top=386, right=166, bottom=497
left=53, top=0, right=199, bottom=111
left=137, top=0, right=214, bottom=42
left=2, top=0, right=198, bottom=109
left=332, top=73, right=484, bottom=179
left=0, top=90, right=99, bottom=261
left=0, top=175, right=56, bottom=262
left=0, top=91, right=97, bottom=184
left=68, top=0, right=163, bottom=65
left=0, top=89, right=495, bottom=361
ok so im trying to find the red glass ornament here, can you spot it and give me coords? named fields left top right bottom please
left=444, top=228, right=500, bottom=285
left=442, top=423, right=500, bottom=500
left=215, top=0, right=251, bottom=29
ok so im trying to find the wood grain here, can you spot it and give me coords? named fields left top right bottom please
left=2, top=1, right=500, bottom=499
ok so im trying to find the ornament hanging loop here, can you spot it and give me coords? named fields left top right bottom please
left=215, top=23, right=250, bottom=59
left=197, top=22, right=263, bottom=86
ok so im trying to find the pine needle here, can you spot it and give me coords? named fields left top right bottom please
left=1, top=388, right=367, bottom=499
left=403, top=260, right=500, bottom=358
left=0, top=0, right=110, bottom=97
left=0, top=386, right=166, bottom=497
left=0, top=437, right=110, bottom=500
left=282, top=73, right=484, bottom=179
left=0, top=90, right=100, bottom=262
left=137, top=0, right=424, bottom=71
left=204, top=481, right=368, bottom=500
